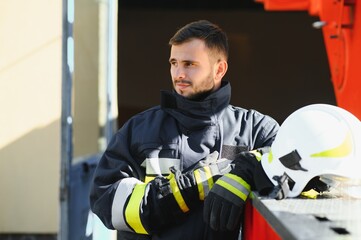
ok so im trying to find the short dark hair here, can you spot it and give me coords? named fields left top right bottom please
left=169, top=20, right=229, bottom=60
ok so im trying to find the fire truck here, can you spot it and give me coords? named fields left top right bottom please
left=244, top=1, right=361, bottom=239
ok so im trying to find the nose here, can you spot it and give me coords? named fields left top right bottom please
left=173, top=66, right=186, bottom=80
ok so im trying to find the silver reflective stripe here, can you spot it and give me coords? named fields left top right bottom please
left=112, top=177, right=141, bottom=231
left=216, top=174, right=251, bottom=203
left=142, top=158, right=181, bottom=175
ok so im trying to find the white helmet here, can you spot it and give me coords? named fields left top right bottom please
left=261, top=104, right=361, bottom=198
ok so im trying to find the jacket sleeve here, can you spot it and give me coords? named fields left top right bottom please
left=251, top=110, right=279, bottom=148
left=89, top=125, right=145, bottom=231
left=89, top=123, right=208, bottom=235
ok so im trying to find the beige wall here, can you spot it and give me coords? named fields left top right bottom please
left=0, top=0, right=117, bottom=235
left=0, top=0, right=62, bottom=233
left=73, top=0, right=101, bottom=160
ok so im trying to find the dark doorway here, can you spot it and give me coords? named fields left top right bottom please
left=117, top=2, right=336, bottom=127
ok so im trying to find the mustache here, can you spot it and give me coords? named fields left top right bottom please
left=174, top=80, right=192, bottom=85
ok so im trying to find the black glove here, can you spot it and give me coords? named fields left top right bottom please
left=203, top=148, right=269, bottom=231
left=126, top=152, right=233, bottom=234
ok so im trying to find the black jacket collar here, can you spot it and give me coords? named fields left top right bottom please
left=161, top=81, right=231, bottom=130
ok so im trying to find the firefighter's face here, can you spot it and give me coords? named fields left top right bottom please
left=169, top=39, right=227, bottom=100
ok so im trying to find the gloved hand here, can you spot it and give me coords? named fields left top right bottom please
left=159, top=151, right=233, bottom=213
left=203, top=148, right=269, bottom=231
left=122, top=151, right=233, bottom=234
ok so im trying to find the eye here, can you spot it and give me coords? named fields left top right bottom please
left=185, top=62, right=195, bottom=67
left=169, top=60, right=177, bottom=67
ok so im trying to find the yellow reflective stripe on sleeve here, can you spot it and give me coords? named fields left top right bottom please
left=124, top=183, right=148, bottom=234
left=204, top=166, right=214, bottom=190
left=217, top=174, right=251, bottom=201
left=194, top=166, right=214, bottom=201
left=144, top=176, right=155, bottom=183
left=228, top=173, right=251, bottom=192
left=169, top=174, right=190, bottom=212
left=250, top=150, right=262, bottom=161
left=194, top=169, right=205, bottom=200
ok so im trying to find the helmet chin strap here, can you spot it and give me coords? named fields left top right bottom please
left=268, top=173, right=295, bottom=200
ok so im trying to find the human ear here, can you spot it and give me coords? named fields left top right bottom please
left=215, top=60, right=228, bottom=81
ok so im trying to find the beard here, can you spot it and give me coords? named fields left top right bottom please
left=187, top=85, right=215, bottom=101
left=174, top=72, right=216, bottom=101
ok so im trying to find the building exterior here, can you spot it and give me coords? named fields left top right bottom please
left=0, top=0, right=117, bottom=239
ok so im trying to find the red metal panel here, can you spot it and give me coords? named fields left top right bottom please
left=244, top=1, right=361, bottom=236
left=243, top=201, right=281, bottom=240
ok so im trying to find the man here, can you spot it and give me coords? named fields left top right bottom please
left=90, top=20, right=279, bottom=240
